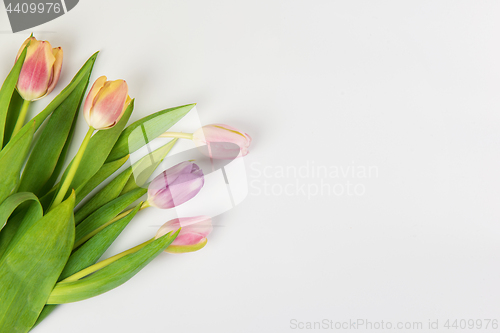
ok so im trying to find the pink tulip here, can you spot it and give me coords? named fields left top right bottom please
left=16, top=36, right=63, bottom=101
left=155, top=216, right=213, bottom=253
left=83, top=76, right=131, bottom=130
left=192, top=124, right=251, bottom=159
left=147, top=161, right=204, bottom=209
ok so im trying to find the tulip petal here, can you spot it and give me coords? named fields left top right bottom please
left=122, top=95, right=132, bottom=114
left=45, top=47, right=63, bottom=96
left=15, top=37, right=35, bottom=62
left=167, top=175, right=205, bottom=208
left=83, top=76, right=107, bottom=127
left=148, top=161, right=196, bottom=201
left=171, top=233, right=206, bottom=246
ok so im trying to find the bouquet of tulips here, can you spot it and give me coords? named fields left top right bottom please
left=0, top=36, right=251, bottom=332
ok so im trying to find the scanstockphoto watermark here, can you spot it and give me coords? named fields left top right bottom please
left=289, top=318, right=499, bottom=330
left=290, top=319, right=424, bottom=330
left=249, top=161, right=378, bottom=198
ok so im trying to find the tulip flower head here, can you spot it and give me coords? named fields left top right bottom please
left=16, top=36, right=63, bottom=101
left=147, top=161, right=204, bottom=209
left=155, top=216, right=213, bottom=253
left=192, top=124, right=251, bottom=159
left=83, top=76, right=131, bottom=130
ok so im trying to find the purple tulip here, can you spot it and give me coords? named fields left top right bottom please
left=147, top=161, right=204, bottom=209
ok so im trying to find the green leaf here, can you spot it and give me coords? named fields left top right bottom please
left=62, top=203, right=142, bottom=280
left=32, top=202, right=141, bottom=328
left=0, top=196, right=42, bottom=260
left=121, top=138, right=178, bottom=194
left=47, top=229, right=179, bottom=304
left=17, top=56, right=95, bottom=197
left=74, top=154, right=130, bottom=204
left=106, top=103, right=195, bottom=162
left=0, top=193, right=75, bottom=332
left=75, top=187, right=147, bottom=245
left=37, top=188, right=56, bottom=213
left=34, top=197, right=135, bottom=326
left=3, top=90, right=24, bottom=147
left=6, top=52, right=99, bottom=153
left=61, top=100, right=135, bottom=198
left=0, top=122, right=34, bottom=205
left=0, top=192, right=40, bottom=232
left=0, top=213, right=26, bottom=260
left=74, top=167, right=133, bottom=226
left=38, top=109, right=79, bottom=196
left=0, top=44, right=27, bottom=145
left=31, top=305, right=55, bottom=330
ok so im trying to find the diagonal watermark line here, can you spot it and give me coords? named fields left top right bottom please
left=60, top=0, right=68, bottom=13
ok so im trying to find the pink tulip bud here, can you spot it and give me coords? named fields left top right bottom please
left=15, top=36, right=63, bottom=101
left=147, top=161, right=204, bottom=209
left=155, top=216, right=213, bottom=253
left=83, top=76, right=131, bottom=130
left=192, top=124, right=252, bottom=159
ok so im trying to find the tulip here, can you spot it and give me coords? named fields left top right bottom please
left=192, top=124, right=251, bottom=159
left=11, top=36, right=63, bottom=137
left=147, top=161, right=204, bottom=209
left=155, top=216, right=213, bottom=253
left=16, top=36, right=63, bottom=101
left=50, top=76, right=131, bottom=210
left=160, top=124, right=251, bottom=159
left=83, top=76, right=131, bottom=130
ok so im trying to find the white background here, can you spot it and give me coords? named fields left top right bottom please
left=2, top=1, right=500, bottom=332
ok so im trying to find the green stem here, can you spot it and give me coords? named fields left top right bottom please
left=62, top=238, right=154, bottom=283
left=50, top=127, right=94, bottom=210
left=73, top=201, right=150, bottom=249
left=159, top=132, right=194, bottom=140
left=11, top=99, right=30, bottom=137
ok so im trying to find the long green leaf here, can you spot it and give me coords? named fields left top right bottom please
left=63, top=203, right=142, bottom=280
left=0, top=122, right=34, bottom=204
left=0, top=193, right=75, bottom=332
left=75, top=187, right=147, bottom=245
left=18, top=55, right=95, bottom=197
left=0, top=192, right=40, bottom=231
left=2, top=90, right=24, bottom=147
left=34, top=202, right=141, bottom=328
left=0, top=196, right=42, bottom=260
left=31, top=305, right=55, bottom=331
left=47, top=229, right=179, bottom=304
left=106, top=103, right=195, bottom=162
left=74, top=154, right=129, bottom=204
left=38, top=107, right=79, bottom=196
left=37, top=188, right=56, bottom=212
left=75, top=167, right=133, bottom=225
left=0, top=44, right=27, bottom=145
